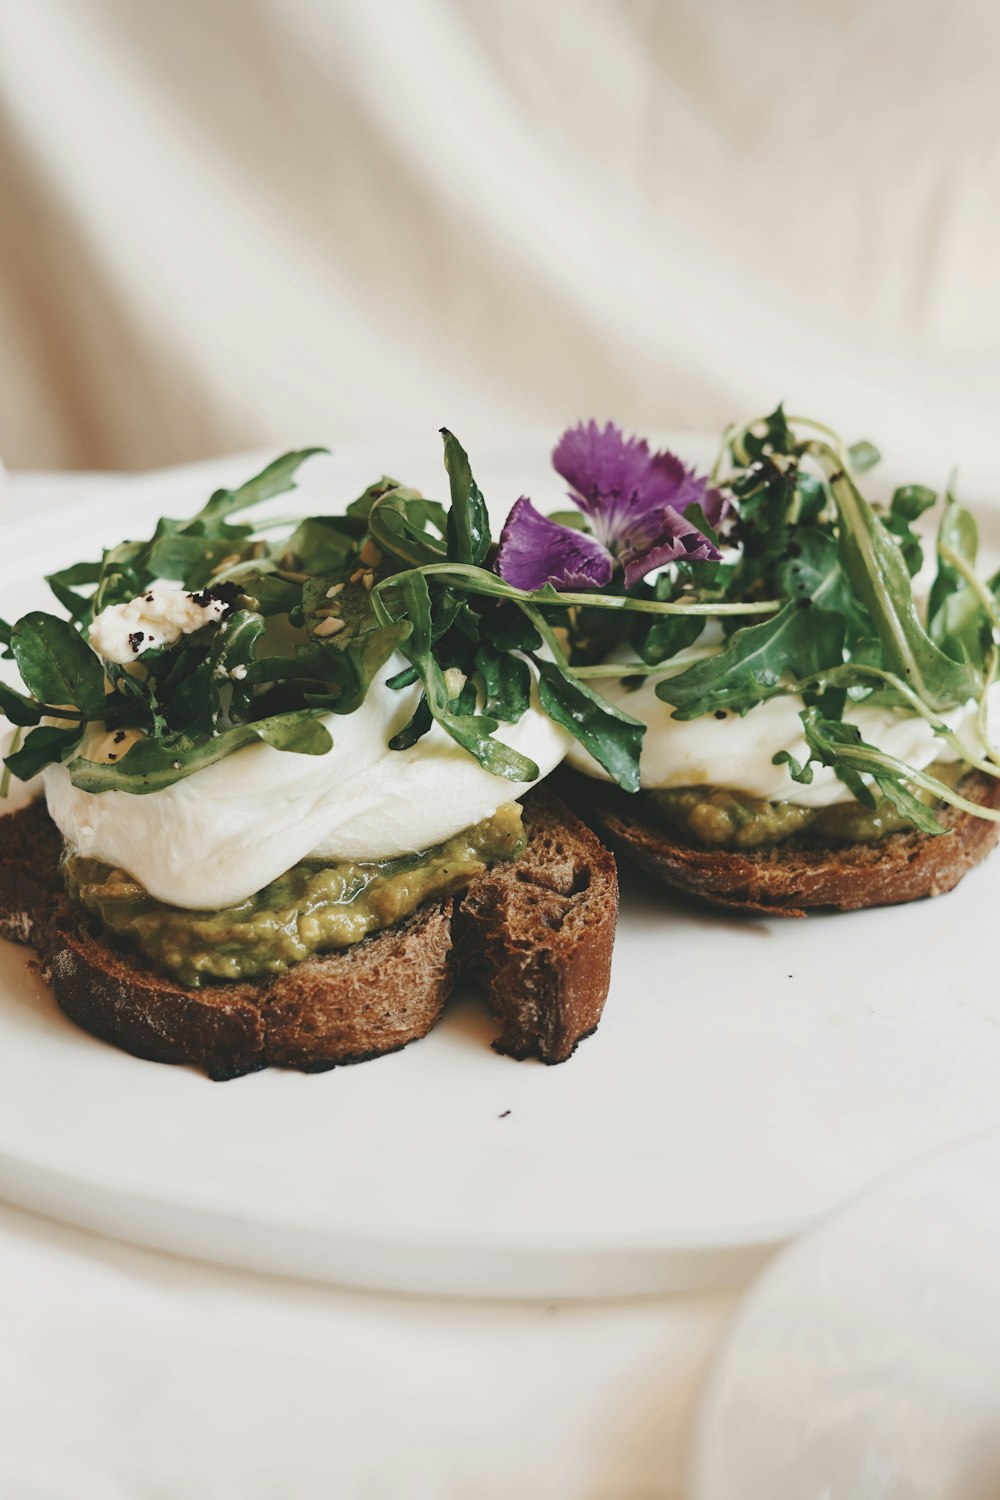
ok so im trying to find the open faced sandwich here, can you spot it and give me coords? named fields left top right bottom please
left=496, top=410, right=1000, bottom=915
left=0, top=438, right=630, bottom=1077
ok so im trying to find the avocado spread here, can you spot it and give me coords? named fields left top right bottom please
left=63, top=802, right=525, bottom=988
left=644, top=762, right=965, bottom=850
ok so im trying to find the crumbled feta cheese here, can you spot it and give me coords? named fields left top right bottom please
left=88, top=582, right=229, bottom=664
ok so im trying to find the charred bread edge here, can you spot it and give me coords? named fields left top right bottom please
left=0, top=789, right=618, bottom=1078
left=559, top=767, right=1000, bottom=917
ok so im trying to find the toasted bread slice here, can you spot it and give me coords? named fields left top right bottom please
left=456, top=794, right=618, bottom=1063
left=0, top=790, right=617, bottom=1078
left=564, top=769, right=1000, bottom=917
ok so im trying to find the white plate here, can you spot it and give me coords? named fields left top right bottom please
left=692, top=1129, right=1000, bottom=1499
left=3, top=446, right=1000, bottom=1300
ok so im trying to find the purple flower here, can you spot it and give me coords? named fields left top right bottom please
left=495, top=421, right=729, bottom=592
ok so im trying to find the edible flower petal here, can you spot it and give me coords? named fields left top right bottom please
left=494, top=497, right=614, bottom=591
left=619, top=506, right=723, bottom=587
left=493, top=421, right=727, bottom=594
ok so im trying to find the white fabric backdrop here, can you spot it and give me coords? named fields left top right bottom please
left=1, top=0, right=998, bottom=484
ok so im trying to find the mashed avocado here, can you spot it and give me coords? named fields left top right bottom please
left=644, top=763, right=965, bottom=850
left=63, top=803, right=525, bottom=988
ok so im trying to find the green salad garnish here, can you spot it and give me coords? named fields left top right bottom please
left=2, top=409, right=999, bottom=836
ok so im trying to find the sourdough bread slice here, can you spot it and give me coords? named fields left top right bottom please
left=0, top=790, right=617, bottom=1078
left=565, top=769, right=1000, bottom=918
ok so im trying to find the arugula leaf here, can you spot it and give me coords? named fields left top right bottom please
left=532, top=656, right=644, bottom=791
left=441, top=429, right=491, bottom=567
left=157, top=609, right=266, bottom=735
left=46, top=561, right=104, bottom=589
left=791, top=473, right=826, bottom=526
left=628, top=553, right=735, bottom=672
left=145, top=534, right=250, bottom=588
left=45, top=561, right=102, bottom=621
left=406, top=496, right=449, bottom=540
left=0, top=681, right=44, bottom=727
left=798, top=709, right=946, bottom=835
left=369, top=490, right=449, bottom=567
left=479, top=603, right=542, bottom=655
left=346, top=476, right=403, bottom=523
left=277, top=517, right=357, bottom=577
left=86, top=451, right=326, bottom=608
left=247, top=576, right=411, bottom=719
left=388, top=693, right=433, bottom=750
left=67, top=712, right=332, bottom=794
left=735, top=405, right=794, bottom=464
left=632, top=576, right=704, bottom=666
left=732, top=458, right=797, bottom=550
left=847, top=440, right=881, bottom=475
left=10, top=612, right=107, bottom=718
left=659, top=601, right=845, bottom=720
left=100, top=659, right=167, bottom=738
left=388, top=572, right=538, bottom=781
left=890, top=484, right=937, bottom=521
left=0, top=680, right=84, bottom=727
left=771, top=747, right=814, bottom=784
left=928, top=482, right=988, bottom=671
left=221, top=570, right=301, bottom=617
left=4, top=724, right=83, bottom=782
left=474, top=644, right=531, bottom=723
left=882, top=484, right=937, bottom=578
left=303, top=576, right=412, bottom=713
left=810, top=453, right=978, bottom=710
left=196, top=449, right=327, bottom=525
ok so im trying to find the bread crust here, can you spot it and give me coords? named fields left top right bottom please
left=0, top=791, right=617, bottom=1077
left=564, top=769, right=1000, bottom=917
left=456, top=794, right=619, bottom=1063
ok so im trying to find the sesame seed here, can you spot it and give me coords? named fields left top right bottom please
left=325, top=583, right=345, bottom=599
left=362, top=571, right=375, bottom=591
left=349, top=568, right=365, bottom=584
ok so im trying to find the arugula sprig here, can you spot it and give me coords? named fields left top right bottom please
left=4, top=434, right=775, bottom=797
left=6, top=413, right=997, bottom=823
left=642, top=407, right=1000, bottom=830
